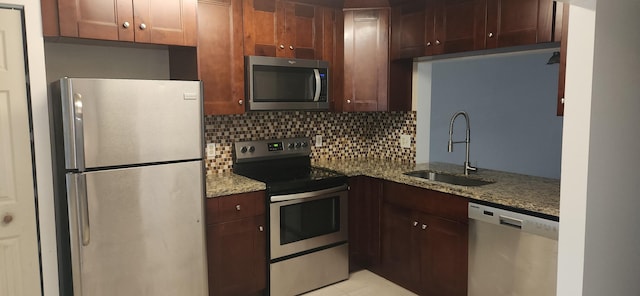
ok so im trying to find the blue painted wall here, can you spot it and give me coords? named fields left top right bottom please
left=426, top=51, right=563, bottom=179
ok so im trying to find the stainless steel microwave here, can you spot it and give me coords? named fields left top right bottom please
left=245, top=56, right=329, bottom=111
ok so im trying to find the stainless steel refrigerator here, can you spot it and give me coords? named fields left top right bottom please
left=49, top=78, right=207, bottom=296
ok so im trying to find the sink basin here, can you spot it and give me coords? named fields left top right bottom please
left=403, top=170, right=494, bottom=187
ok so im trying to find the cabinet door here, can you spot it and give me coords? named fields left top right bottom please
left=391, top=0, right=427, bottom=60
left=208, top=215, right=266, bottom=296
left=282, top=1, right=322, bottom=59
left=379, top=203, right=420, bottom=293
left=343, top=9, right=389, bottom=112
left=435, top=0, right=487, bottom=54
left=420, top=214, right=468, bottom=296
left=198, top=0, right=245, bottom=115
left=133, top=0, right=197, bottom=46
left=348, top=177, right=382, bottom=271
left=486, top=0, right=553, bottom=48
left=243, top=0, right=282, bottom=57
left=57, top=0, right=135, bottom=41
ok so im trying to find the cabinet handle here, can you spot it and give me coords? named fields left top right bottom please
left=235, top=205, right=241, bottom=211
left=259, top=226, right=264, bottom=232
left=3, top=214, right=13, bottom=224
left=238, top=99, right=243, bottom=105
left=435, top=39, right=441, bottom=45
left=561, top=98, right=565, bottom=104
left=421, top=224, right=428, bottom=230
left=280, top=44, right=285, bottom=49
left=488, top=32, right=494, bottom=38
left=139, top=23, right=147, bottom=30
left=426, top=41, right=432, bottom=47
left=412, top=221, right=418, bottom=227
left=122, top=21, right=130, bottom=29
left=346, top=99, right=351, bottom=104
left=289, top=45, right=294, bottom=50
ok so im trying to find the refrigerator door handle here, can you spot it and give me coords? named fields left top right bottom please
left=73, top=92, right=86, bottom=171
left=72, top=174, right=91, bottom=246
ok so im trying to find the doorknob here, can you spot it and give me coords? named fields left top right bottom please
left=3, top=214, right=13, bottom=224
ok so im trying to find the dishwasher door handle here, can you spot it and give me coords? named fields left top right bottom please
left=499, top=215, right=523, bottom=229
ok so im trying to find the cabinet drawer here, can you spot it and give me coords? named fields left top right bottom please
left=206, top=191, right=265, bottom=224
left=383, top=181, right=467, bottom=223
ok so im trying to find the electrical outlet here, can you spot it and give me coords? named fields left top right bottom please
left=400, top=134, right=411, bottom=149
left=206, top=143, right=216, bottom=158
left=315, top=135, right=323, bottom=147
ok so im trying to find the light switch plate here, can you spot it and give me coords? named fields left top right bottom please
left=315, top=135, right=323, bottom=147
left=400, top=134, right=411, bottom=149
left=206, top=143, right=216, bottom=158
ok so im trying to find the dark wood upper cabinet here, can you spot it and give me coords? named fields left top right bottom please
left=43, top=0, right=196, bottom=46
left=343, top=8, right=390, bottom=112
left=196, top=0, right=245, bottom=115
left=390, top=0, right=556, bottom=59
left=485, top=0, right=553, bottom=49
left=556, top=3, right=568, bottom=116
left=243, top=0, right=330, bottom=59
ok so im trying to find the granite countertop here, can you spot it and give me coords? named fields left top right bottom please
left=205, top=158, right=560, bottom=218
left=205, top=172, right=266, bottom=198
left=313, top=158, right=560, bottom=218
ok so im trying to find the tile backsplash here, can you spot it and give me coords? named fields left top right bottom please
left=204, top=111, right=416, bottom=175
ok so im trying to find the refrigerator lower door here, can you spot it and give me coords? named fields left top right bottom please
left=66, top=161, right=207, bottom=296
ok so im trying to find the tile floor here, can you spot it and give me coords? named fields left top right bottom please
left=301, top=270, right=417, bottom=296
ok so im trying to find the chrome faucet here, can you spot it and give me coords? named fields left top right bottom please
left=448, top=111, right=477, bottom=175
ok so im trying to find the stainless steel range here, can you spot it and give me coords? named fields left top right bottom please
left=233, top=138, right=349, bottom=296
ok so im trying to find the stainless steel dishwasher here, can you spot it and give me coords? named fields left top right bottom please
left=468, top=203, right=559, bottom=296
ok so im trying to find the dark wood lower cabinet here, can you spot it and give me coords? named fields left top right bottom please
left=206, top=191, right=266, bottom=296
left=348, top=176, right=382, bottom=271
left=376, top=181, right=468, bottom=296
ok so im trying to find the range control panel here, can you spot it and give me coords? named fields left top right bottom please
left=233, top=137, right=311, bottom=163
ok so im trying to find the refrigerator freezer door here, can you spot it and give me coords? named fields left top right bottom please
left=59, top=78, right=203, bottom=170
left=66, top=161, right=207, bottom=295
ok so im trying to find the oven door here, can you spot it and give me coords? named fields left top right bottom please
left=269, top=185, right=348, bottom=260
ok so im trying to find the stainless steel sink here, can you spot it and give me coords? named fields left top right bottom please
left=403, top=170, right=494, bottom=187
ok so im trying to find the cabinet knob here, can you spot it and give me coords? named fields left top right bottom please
left=426, top=41, right=432, bottom=47
left=488, top=32, right=494, bottom=38
left=259, top=226, right=264, bottom=232
left=561, top=98, right=565, bottom=104
left=412, top=221, right=418, bottom=227
left=421, top=224, right=427, bottom=230
left=3, top=214, right=13, bottom=224
left=280, top=44, right=285, bottom=49
left=139, top=23, right=147, bottom=30
left=238, top=99, right=243, bottom=105
left=435, top=40, right=441, bottom=45
left=346, top=99, right=351, bottom=104
left=289, top=45, right=294, bottom=50
left=235, top=205, right=241, bottom=211
left=122, top=21, right=130, bottom=28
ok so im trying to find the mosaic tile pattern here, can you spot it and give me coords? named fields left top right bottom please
left=204, top=111, right=416, bottom=174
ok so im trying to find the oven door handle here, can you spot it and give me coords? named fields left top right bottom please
left=271, top=184, right=348, bottom=202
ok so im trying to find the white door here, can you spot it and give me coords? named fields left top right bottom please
left=0, top=8, right=42, bottom=296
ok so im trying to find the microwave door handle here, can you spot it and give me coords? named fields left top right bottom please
left=313, top=69, right=321, bottom=102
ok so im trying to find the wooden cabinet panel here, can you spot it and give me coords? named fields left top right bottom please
left=206, top=191, right=266, bottom=296
left=486, top=0, right=553, bottom=48
left=420, top=213, right=468, bottom=296
left=380, top=203, right=420, bottom=293
left=348, top=176, right=382, bottom=271
left=435, top=0, right=487, bottom=54
left=47, top=0, right=195, bottom=46
left=208, top=215, right=266, bottom=296
left=243, top=0, right=280, bottom=56
left=197, top=0, right=245, bottom=115
left=391, top=0, right=428, bottom=59
left=343, top=8, right=389, bottom=112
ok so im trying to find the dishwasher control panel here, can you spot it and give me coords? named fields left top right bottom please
left=468, top=203, right=559, bottom=240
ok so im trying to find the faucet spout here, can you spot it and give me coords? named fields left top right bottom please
left=447, top=111, right=477, bottom=175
